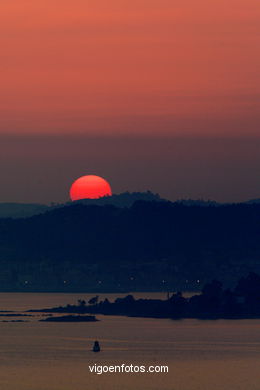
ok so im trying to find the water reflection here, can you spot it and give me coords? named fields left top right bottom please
left=0, top=294, right=259, bottom=390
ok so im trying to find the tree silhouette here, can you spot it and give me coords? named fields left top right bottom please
left=88, top=295, right=99, bottom=305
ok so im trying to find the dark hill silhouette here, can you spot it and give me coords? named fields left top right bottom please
left=0, top=203, right=50, bottom=218
left=73, top=190, right=163, bottom=207
left=2, top=192, right=260, bottom=219
left=0, top=191, right=163, bottom=218
left=245, top=198, right=260, bottom=204
left=0, top=200, right=260, bottom=291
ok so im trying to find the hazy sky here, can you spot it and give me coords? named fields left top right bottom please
left=0, top=1, right=259, bottom=202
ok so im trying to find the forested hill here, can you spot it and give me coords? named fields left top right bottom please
left=0, top=191, right=163, bottom=218
left=0, top=201, right=260, bottom=292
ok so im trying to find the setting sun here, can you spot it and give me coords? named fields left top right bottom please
left=69, top=175, right=112, bottom=201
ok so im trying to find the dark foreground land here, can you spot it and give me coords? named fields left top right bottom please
left=40, top=315, right=98, bottom=322
left=31, top=273, right=260, bottom=320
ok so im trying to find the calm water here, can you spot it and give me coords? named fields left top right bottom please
left=0, top=293, right=259, bottom=390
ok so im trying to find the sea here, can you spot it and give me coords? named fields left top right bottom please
left=0, top=293, right=259, bottom=390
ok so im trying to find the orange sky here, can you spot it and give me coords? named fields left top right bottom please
left=1, top=0, right=260, bottom=136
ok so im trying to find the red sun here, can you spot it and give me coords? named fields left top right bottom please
left=70, top=175, right=112, bottom=201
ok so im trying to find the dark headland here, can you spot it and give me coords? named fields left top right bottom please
left=40, top=315, right=98, bottom=322
left=30, top=273, right=260, bottom=320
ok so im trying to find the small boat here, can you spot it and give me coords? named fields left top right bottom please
left=92, top=340, right=101, bottom=352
